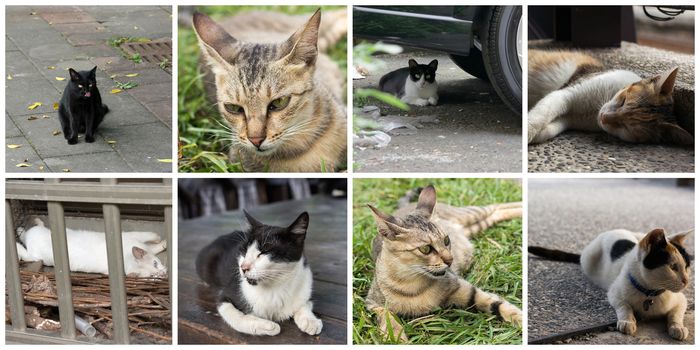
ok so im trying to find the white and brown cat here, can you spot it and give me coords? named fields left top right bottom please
left=528, top=49, right=692, bottom=145
left=192, top=9, right=347, bottom=172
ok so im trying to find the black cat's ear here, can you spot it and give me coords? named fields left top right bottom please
left=428, top=59, right=438, bottom=70
left=659, top=122, right=694, bottom=146
left=640, top=228, right=667, bottom=252
left=88, top=66, right=97, bottom=79
left=368, top=205, right=409, bottom=240
left=653, top=67, right=678, bottom=95
left=192, top=12, right=239, bottom=67
left=243, top=210, right=263, bottom=228
left=415, top=185, right=437, bottom=217
left=281, top=9, right=320, bottom=66
left=287, top=212, right=309, bottom=236
left=68, top=68, right=81, bottom=82
left=408, top=59, right=418, bottom=69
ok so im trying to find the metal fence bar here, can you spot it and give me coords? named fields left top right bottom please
left=6, top=182, right=171, bottom=205
left=47, top=201, right=76, bottom=339
left=165, top=205, right=173, bottom=310
left=101, top=178, right=130, bottom=344
left=6, top=200, right=26, bottom=331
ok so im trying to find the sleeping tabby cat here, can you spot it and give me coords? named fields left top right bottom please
left=529, top=228, right=692, bottom=340
left=365, top=186, right=522, bottom=341
left=528, top=49, right=693, bottom=145
left=192, top=9, right=347, bottom=172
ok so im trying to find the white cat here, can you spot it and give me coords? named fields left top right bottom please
left=16, top=218, right=168, bottom=278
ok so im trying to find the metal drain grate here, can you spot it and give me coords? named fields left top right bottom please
left=120, top=38, right=172, bottom=73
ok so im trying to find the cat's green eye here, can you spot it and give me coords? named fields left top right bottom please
left=269, top=96, right=291, bottom=111
left=223, top=103, right=244, bottom=115
left=444, top=236, right=450, bottom=246
left=418, top=245, right=431, bottom=255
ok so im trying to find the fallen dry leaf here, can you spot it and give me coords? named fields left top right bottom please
left=62, top=168, right=71, bottom=172
left=47, top=66, right=56, bottom=70
left=125, top=73, right=139, bottom=77
left=42, top=115, right=50, bottom=119
left=38, top=166, right=45, bottom=171
left=7, top=144, right=22, bottom=149
left=16, top=163, right=31, bottom=168
left=53, top=103, right=59, bottom=110
left=110, top=74, right=117, bottom=79
left=55, top=77, right=66, bottom=81
left=7, top=74, right=12, bottom=80
left=27, top=102, right=42, bottom=110
left=27, top=116, right=38, bottom=121
left=157, top=159, right=173, bottom=163
left=110, top=89, right=122, bottom=94
left=107, top=140, right=117, bottom=144
left=52, top=130, right=61, bottom=136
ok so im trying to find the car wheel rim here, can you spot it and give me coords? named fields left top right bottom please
left=516, top=15, right=522, bottom=68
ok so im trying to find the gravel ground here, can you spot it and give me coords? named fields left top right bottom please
left=528, top=179, right=694, bottom=344
left=354, top=50, right=522, bottom=173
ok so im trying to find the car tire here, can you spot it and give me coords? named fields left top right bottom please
left=481, top=6, right=522, bottom=115
left=449, top=52, right=489, bottom=81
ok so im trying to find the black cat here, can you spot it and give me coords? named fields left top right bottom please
left=58, top=67, right=109, bottom=144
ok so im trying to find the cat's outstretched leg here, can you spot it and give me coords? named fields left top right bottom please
left=446, top=279, right=522, bottom=326
left=217, top=301, right=280, bottom=336
left=666, top=297, right=688, bottom=340
left=293, top=301, right=323, bottom=335
left=401, top=96, right=429, bottom=107
left=611, top=302, right=637, bottom=335
left=428, top=96, right=438, bottom=106
left=528, top=90, right=572, bottom=144
left=531, top=119, right=568, bottom=144
left=148, top=240, right=167, bottom=254
left=16, top=243, right=32, bottom=261
left=371, top=306, right=408, bottom=342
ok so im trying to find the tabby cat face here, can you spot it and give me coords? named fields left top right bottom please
left=638, top=228, right=692, bottom=293
left=370, top=185, right=454, bottom=278
left=598, top=67, right=693, bottom=145
left=193, top=11, right=321, bottom=156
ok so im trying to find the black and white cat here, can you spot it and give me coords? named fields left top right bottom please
left=196, top=211, right=322, bottom=336
left=58, top=67, right=109, bottom=145
left=379, top=59, right=438, bottom=106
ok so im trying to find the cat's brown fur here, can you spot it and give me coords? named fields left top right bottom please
left=365, top=186, right=522, bottom=341
left=193, top=9, right=347, bottom=172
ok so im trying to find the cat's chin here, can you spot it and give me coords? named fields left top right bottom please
left=246, top=277, right=259, bottom=285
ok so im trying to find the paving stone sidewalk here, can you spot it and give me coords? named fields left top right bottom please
left=6, top=6, right=172, bottom=173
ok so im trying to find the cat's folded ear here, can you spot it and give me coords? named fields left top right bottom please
left=428, top=59, right=438, bottom=70
left=132, top=246, right=147, bottom=260
left=415, top=185, right=437, bottom=217
left=368, top=205, right=409, bottom=240
left=281, top=9, right=321, bottom=66
left=287, top=212, right=310, bottom=236
left=659, top=122, right=693, bottom=146
left=243, top=210, right=263, bottom=228
left=68, top=68, right=81, bottom=82
left=639, top=228, right=668, bottom=252
left=192, top=12, right=239, bottom=68
left=653, top=67, right=679, bottom=95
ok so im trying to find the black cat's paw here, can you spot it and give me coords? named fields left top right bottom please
left=67, top=138, right=78, bottom=145
left=85, top=135, right=95, bottom=143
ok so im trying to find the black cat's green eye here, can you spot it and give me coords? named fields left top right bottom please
left=444, top=236, right=450, bottom=246
left=223, top=103, right=243, bottom=115
left=268, top=96, right=291, bottom=111
left=418, top=245, right=431, bottom=255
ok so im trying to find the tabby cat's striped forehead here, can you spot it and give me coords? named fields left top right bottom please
left=234, top=42, right=284, bottom=86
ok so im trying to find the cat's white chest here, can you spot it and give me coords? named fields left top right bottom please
left=404, top=77, right=438, bottom=100
left=241, top=263, right=313, bottom=321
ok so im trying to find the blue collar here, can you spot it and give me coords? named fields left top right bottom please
left=628, top=273, right=665, bottom=297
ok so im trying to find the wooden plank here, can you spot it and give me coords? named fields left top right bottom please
left=47, top=201, right=76, bottom=339
left=177, top=196, right=347, bottom=344
left=5, top=200, right=26, bottom=331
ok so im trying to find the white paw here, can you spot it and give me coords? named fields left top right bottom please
left=668, top=324, right=688, bottom=340
left=295, top=314, right=323, bottom=335
left=428, top=97, right=438, bottom=106
left=248, top=317, right=281, bottom=336
left=617, top=320, right=637, bottom=335
left=410, top=99, right=429, bottom=107
left=504, top=306, right=522, bottom=326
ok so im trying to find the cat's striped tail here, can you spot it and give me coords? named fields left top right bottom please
left=528, top=246, right=580, bottom=263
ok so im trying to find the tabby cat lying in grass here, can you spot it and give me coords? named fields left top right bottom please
left=192, top=9, right=347, bottom=172
left=530, top=228, right=692, bottom=340
left=365, top=186, right=522, bottom=341
left=528, top=49, right=693, bottom=145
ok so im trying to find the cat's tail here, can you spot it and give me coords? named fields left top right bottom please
left=528, top=246, right=580, bottom=264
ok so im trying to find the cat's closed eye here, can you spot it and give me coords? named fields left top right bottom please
left=268, top=96, right=291, bottom=111
left=224, top=103, right=244, bottom=115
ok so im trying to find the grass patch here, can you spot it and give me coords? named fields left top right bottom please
left=353, top=178, right=523, bottom=345
left=178, top=5, right=347, bottom=172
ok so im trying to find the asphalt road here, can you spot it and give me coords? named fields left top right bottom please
left=353, top=50, right=522, bottom=173
left=528, top=179, right=694, bottom=344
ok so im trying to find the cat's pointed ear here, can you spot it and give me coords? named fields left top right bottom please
left=653, top=67, right=678, bottom=95
left=192, top=12, right=239, bottom=67
left=428, top=59, right=438, bottom=70
left=408, top=59, right=418, bottom=69
left=88, top=66, right=97, bottom=79
left=287, top=212, right=309, bottom=236
left=659, top=122, right=694, bottom=146
left=243, top=210, right=263, bottom=228
left=68, top=68, right=81, bottom=82
left=368, top=205, right=408, bottom=240
left=281, top=9, right=320, bottom=66
left=639, top=228, right=667, bottom=252
left=669, top=229, right=693, bottom=246
left=415, top=185, right=437, bottom=217
left=132, top=246, right=147, bottom=260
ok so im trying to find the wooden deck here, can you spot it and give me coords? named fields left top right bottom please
left=177, top=196, right=347, bottom=344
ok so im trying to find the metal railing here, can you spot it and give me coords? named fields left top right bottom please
left=5, top=178, right=172, bottom=344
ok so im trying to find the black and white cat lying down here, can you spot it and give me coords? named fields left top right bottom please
left=379, top=59, right=439, bottom=106
left=529, top=228, right=692, bottom=340
left=196, top=211, right=322, bottom=336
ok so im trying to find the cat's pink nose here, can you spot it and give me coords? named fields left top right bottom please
left=240, top=262, right=252, bottom=273
left=248, top=136, right=265, bottom=147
